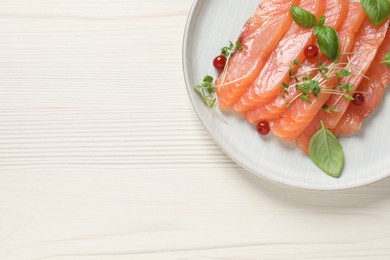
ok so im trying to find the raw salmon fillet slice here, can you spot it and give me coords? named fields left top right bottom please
left=215, top=0, right=300, bottom=109
left=246, top=0, right=348, bottom=124
left=296, top=17, right=389, bottom=152
left=232, top=0, right=326, bottom=113
left=271, top=2, right=366, bottom=142
left=334, top=32, right=390, bottom=136
left=320, top=19, right=389, bottom=129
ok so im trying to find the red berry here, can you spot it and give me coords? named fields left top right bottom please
left=256, top=121, right=270, bottom=136
left=213, top=55, right=227, bottom=71
left=353, top=93, right=365, bottom=105
left=304, top=44, right=319, bottom=59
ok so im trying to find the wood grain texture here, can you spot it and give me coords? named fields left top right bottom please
left=0, top=0, right=390, bottom=259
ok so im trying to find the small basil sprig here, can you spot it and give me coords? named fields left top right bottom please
left=381, top=52, right=390, bottom=68
left=290, top=5, right=317, bottom=28
left=317, top=15, right=326, bottom=27
left=314, top=26, right=340, bottom=62
left=309, top=121, right=344, bottom=178
left=361, top=0, right=390, bottom=26
left=194, top=75, right=216, bottom=108
left=290, top=6, right=340, bottom=62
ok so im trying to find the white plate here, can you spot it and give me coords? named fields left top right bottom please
left=182, top=0, right=390, bottom=190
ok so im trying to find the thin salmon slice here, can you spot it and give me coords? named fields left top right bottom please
left=334, top=33, right=390, bottom=136
left=246, top=0, right=348, bottom=124
left=358, top=32, right=390, bottom=89
left=320, top=19, right=389, bottom=129
left=296, top=17, right=389, bottom=152
left=271, top=2, right=366, bottom=142
left=232, top=0, right=326, bottom=113
left=215, top=0, right=300, bottom=109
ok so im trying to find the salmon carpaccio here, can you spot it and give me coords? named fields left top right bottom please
left=296, top=18, right=389, bottom=153
left=215, top=0, right=300, bottom=109
left=232, top=0, right=326, bottom=113
left=334, top=32, right=390, bottom=136
left=271, top=2, right=367, bottom=142
left=246, top=0, right=349, bottom=124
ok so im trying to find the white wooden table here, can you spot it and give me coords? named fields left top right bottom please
left=1, top=1, right=390, bottom=259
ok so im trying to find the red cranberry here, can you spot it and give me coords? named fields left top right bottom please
left=213, top=55, right=227, bottom=71
left=256, top=121, right=270, bottom=136
left=304, top=44, right=319, bottom=59
left=353, top=93, right=365, bottom=105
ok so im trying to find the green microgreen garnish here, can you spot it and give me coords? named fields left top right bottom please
left=235, top=41, right=243, bottom=51
left=290, top=5, right=340, bottom=61
left=221, top=41, right=243, bottom=59
left=343, top=94, right=355, bottom=101
left=197, top=40, right=244, bottom=108
left=289, top=66, right=295, bottom=76
left=216, top=40, right=244, bottom=91
left=336, top=69, right=352, bottom=78
left=338, top=83, right=355, bottom=92
left=293, top=59, right=300, bottom=65
left=300, top=95, right=312, bottom=103
left=380, top=51, right=390, bottom=68
left=309, top=121, right=344, bottom=178
left=361, top=0, right=390, bottom=26
left=194, top=75, right=216, bottom=108
left=284, top=58, right=358, bottom=108
left=295, top=76, right=321, bottom=103
left=280, top=82, right=290, bottom=98
left=318, top=62, right=330, bottom=78
left=322, top=105, right=340, bottom=113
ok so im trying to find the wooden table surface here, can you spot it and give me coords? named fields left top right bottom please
left=1, top=0, right=390, bottom=259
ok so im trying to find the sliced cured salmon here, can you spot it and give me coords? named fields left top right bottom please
left=232, top=0, right=326, bottom=113
left=320, top=19, right=389, bottom=129
left=334, top=33, right=390, bottom=136
left=215, top=0, right=300, bottom=109
left=246, top=0, right=348, bottom=124
left=296, top=17, right=389, bottom=152
left=271, top=2, right=367, bottom=142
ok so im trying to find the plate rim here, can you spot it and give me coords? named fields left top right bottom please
left=182, top=0, right=390, bottom=191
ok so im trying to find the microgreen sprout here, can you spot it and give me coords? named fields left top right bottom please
left=221, top=41, right=243, bottom=59
left=217, top=40, right=243, bottom=90
left=194, top=75, right=217, bottom=108
left=380, top=51, right=390, bottom=68
left=322, top=105, right=340, bottom=113
left=284, top=57, right=364, bottom=107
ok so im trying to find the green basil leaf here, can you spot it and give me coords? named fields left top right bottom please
left=317, top=15, right=326, bottom=26
left=361, top=0, right=390, bottom=26
left=316, top=26, right=340, bottom=62
left=313, top=26, right=320, bottom=35
left=309, top=121, right=344, bottom=178
left=290, top=5, right=317, bottom=28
